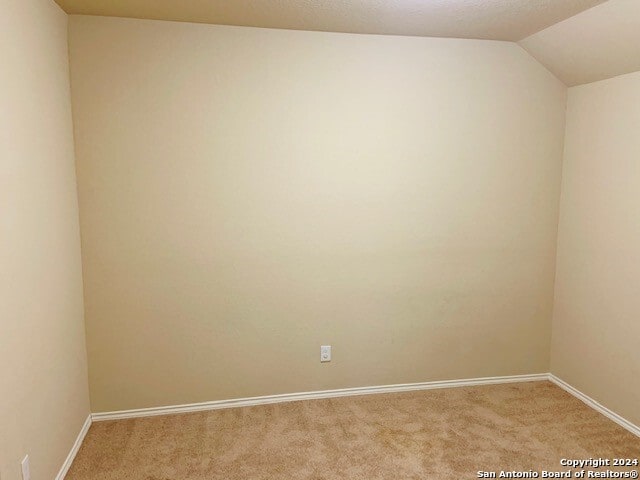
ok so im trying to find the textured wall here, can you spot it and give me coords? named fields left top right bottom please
left=69, top=15, right=567, bottom=413
left=552, top=71, right=640, bottom=426
left=0, top=1, right=90, bottom=479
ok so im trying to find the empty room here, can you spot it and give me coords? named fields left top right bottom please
left=2, top=0, right=640, bottom=478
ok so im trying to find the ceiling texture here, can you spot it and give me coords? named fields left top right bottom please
left=55, top=0, right=605, bottom=41
left=54, top=0, right=640, bottom=86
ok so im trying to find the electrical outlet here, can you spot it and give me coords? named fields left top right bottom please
left=320, top=345, right=331, bottom=362
left=21, top=455, right=30, bottom=480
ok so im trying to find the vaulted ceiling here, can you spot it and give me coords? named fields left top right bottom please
left=54, top=0, right=605, bottom=41
left=519, top=0, right=640, bottom=86
left=54, top=0, right=640, bottom=86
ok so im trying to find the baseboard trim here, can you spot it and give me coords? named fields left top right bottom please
left=56, top=414, right=92, bottom=480
left=91, top=373, right=547, bottom=421
left=549, top=374, right=640, bottom=438
left=57, top=373, right=637, bottom=476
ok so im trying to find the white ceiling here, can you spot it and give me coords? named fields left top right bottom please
left=520, top=0, right=640, bottom=86
left=54, top=0, right=605, bottom=42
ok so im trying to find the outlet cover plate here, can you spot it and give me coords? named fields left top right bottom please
left=320, top=345, right=331, bottom=362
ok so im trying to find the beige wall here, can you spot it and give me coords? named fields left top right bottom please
left=552, top=71, right=640, bottom=426
left=0, top=1, right=90, bottom=479
left=69, top=15, right=567, bottom=413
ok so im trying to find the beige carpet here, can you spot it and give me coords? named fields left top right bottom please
left=67, top=381, right=640, bottom=479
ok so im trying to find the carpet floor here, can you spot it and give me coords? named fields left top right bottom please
left=67, top=381, right=640, bottom=479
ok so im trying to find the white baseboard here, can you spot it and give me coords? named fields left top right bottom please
left=56, top=414, right=92, bottom=480
left=91, top=373, right=547, bottom=421
left=549, top=374, right=640, bottom=438
left=88, top=374, right=640, bottom=439
left=59, top=373, right=636, bottom=477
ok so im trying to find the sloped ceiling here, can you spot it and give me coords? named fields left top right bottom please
left=54, top=0, right=605, bottom=41
left=520, top=0, right=640, bottom=86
